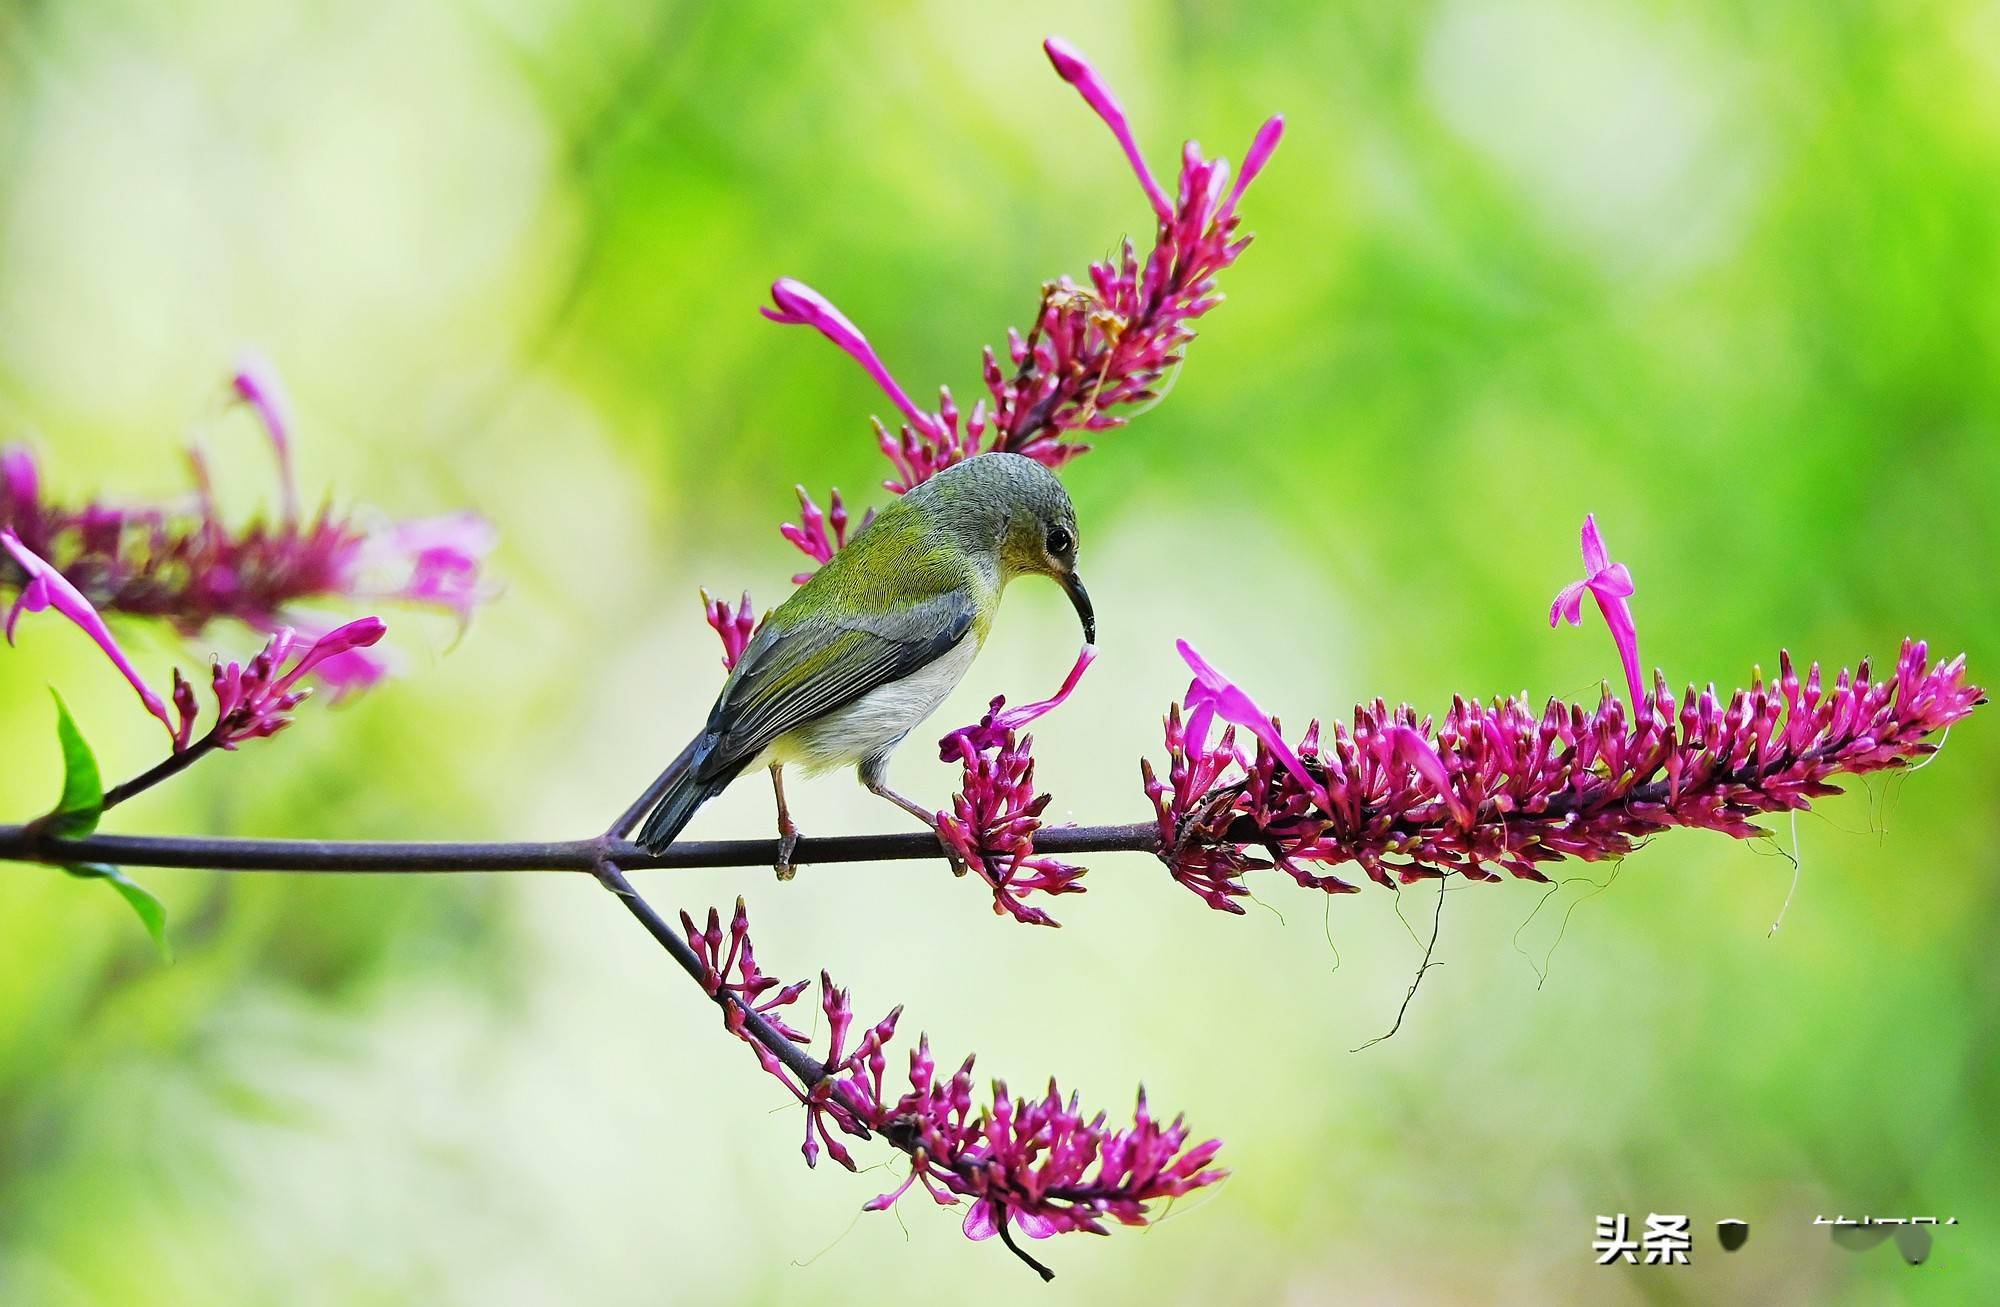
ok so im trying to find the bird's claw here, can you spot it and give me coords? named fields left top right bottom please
left=774, top=820, right=802, bottom=882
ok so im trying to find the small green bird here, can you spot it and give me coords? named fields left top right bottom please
left=635, top=452, right=1093, bottom=876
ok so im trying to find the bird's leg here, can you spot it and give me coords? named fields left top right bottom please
left=860, top=758, right=966, bottom=876
left=769, top=763, right=802, bottom=881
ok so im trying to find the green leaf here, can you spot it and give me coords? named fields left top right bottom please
left=64, top=863, right=172, bottom=963
left=48, top=689, right=104, bottom=839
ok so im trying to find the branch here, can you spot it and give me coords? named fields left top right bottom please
left=0, top=821, right=1164, bottom=875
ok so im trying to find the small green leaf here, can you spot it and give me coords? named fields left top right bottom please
left=65, top=863, right=172, bottom=962
left=48, top=689, right=104, bottom=838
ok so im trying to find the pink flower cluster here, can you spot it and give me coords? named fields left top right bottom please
left=0, top=356, right=493, bottom=691
left=185, top=618, right=389, bottom=751
left=1147, top=639, right=1984, bottom=912
left=731, top=35, right=1280, bottom=631
left=679, top=898, right=1226, bottom=1264
left=935, top=649, right=1096, bottom=926
left=3, top=525, right=388, bottom=756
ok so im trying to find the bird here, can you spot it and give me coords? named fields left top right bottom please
left=632, top=452, right=1093, bottom=878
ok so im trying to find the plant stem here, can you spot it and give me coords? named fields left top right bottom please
left=0, top=821, right=1164, bottom=874
left=590, top=857, right=826, bottom=1086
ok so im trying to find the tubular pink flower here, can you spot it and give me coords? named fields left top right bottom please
left=231, top=350, right=298, bottom=520
left=2, top=527, right=177, bottom=741
left=1376, top=724, right=1475, bottom=827
left=1175, top=639, right=1327, bottom=807
left=991, top=645, right=1096, bottom=734
left=1043, top=37, right=1173, bottom=223
left=762, top=278, right=943, bottom=439
left=1219, top=115, right=1285, bottom=222
left=702, top=589, right=757, bottom=671
left=1551, top=513, right=1644, bottom=711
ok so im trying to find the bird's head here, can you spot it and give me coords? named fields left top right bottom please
left=917, top=453, right=1093, bottom=644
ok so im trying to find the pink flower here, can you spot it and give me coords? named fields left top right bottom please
left=1175, top=639, right=1327, bottom=808
left=1551, top=513, right=1644, bottom=712
left=1375, top=724, right=1474, bottom=827
left=762, top=278, right=944, bottom=440
left=702, top=590, right=757, bottom=671
left=1043, top=37, right=1173, bottom=223
left=204, top=618, right=388, bottom=748
left=1219, top=114, right=1285, bottom=223
left=359, top=512, right=497, bottom=625
left=2, top=528, right=177, bottom=741
left=992, top=645, right=1096, bottom=733
left=231, top=350, right=298, bottom=521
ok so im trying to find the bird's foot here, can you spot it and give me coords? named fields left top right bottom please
left=774, top=819, right=802, bottom=882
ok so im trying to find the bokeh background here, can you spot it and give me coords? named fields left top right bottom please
left=1, top=1, right=1995, bottom=1302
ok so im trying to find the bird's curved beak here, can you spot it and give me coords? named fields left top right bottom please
left=1060, top=570, right=1096, bottom=645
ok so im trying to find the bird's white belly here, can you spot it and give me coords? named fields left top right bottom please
left=776, top=636, right=981, bottom=775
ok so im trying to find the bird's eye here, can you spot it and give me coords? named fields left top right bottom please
left=1046, top=526, right=1073, bottom=556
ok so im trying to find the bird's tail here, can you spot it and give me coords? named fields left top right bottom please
left=633, top=731, right=735, bottom=855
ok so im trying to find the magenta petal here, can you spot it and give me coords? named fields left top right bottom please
left=1013, top=1208, right=1060, bottom=1239
left=0, top=529, right=176, bottom=740
left=762, top=278, right=942, bottom=438
left=1184, top=694, right=1216, bottom=758
left=1550, top=580, right=1588, bottom=628
left=961, top=1198, right=999, bottom=1241
left=992, top=645, right=1096, bottom=732
left=5, top=574, right=47, bottom=644
left=1043, top=37, right=1174, bottom=223
left=1592, top=562, right=1634, bottom=599
left=1219, top=114, right=1285, bottom=220
left=1578, top=512, right=1610, bottom=574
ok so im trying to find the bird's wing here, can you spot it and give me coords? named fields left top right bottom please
left=693, top=587, right=977, bottom=783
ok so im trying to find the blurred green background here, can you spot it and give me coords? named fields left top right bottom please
left=1, top=1, right=1994, bottom=1302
